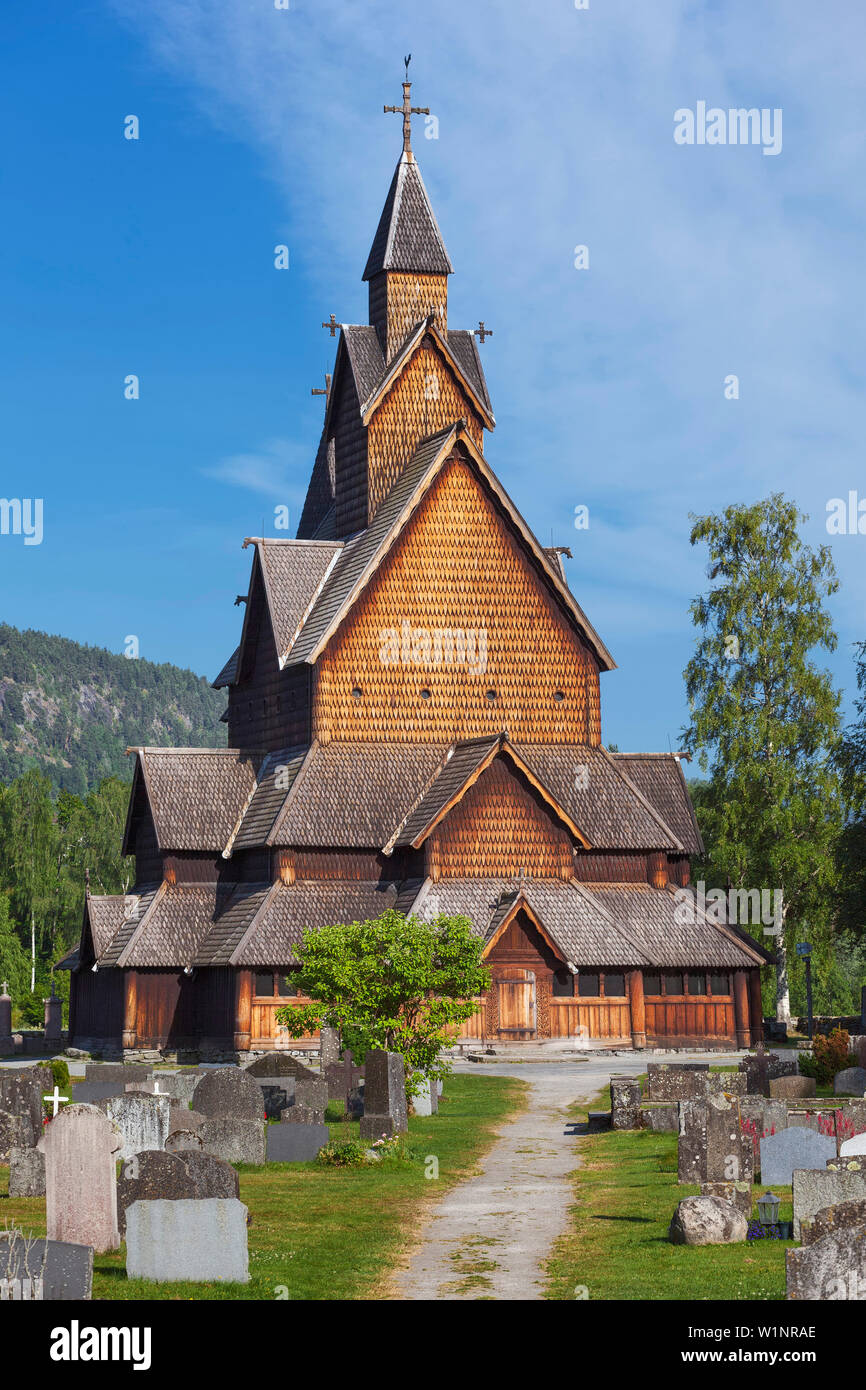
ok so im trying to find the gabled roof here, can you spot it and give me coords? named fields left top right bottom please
left=386, top=734, right=590, bottom=851
left=286, top=422, right=615, bottom=672
left=363, top=153, right=453, bottom=280
left=123, top=748, right=261, bottom=853
left=228, top=747, right=310, bottom=855
left=231, top=878, right=419, bottom=967
left=584, top=883, right=768, bottom=968
left=359, top=318, right=495, bottom=430
left=98, top=884, right=163, bottom=967
left=212, top=646, right=240, bottom=689
left=238, top=538, right=344, bottom=671
left=610, top=752, right=704, bottom=856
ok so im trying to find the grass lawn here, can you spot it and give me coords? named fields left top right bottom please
left=1, top=1072, right=525, bottom=1301
left=545, top=1093, right=793, bottom=1302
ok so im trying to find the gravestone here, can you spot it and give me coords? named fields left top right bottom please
left=836, top=1102, right=866, bottom=1148
left=38, top=1103, right=122, bottom=1252
left=266, top=1122, right=329, bottom=1163
left=646, top=1063, right=709, bottom=1102
left=193, top=1067, right=265, bottom=1122
left=678, top=1099, right=708, bottom=1184
left=84, top=1063, right=150, bottom=1083
left=827, top=1157, right=863, bottom=1172
left=786, top=1226, right=866, bottom=1300
left=707, top=1072, right=747, bottom=1098
left=125, top=1198, right=250, bottom=1284
left=760, top=1127, right=835, bottom=1185
left=116, top=1151, right=196, bottom=1235
left=834, top=1067, right=866, bottom=1097
left=180, top=1151, right=240, bottom=1200
left=0, top=984, right=11, bottom=1041
left=168, top=1104, right=204, bottom=1136
left=324, top=1059, right=364, bottom=1107
left=320, top=1027, right=341, bottom=1067
left=347, top=1083, right=365, bottom=1119
left=0, top=1111, right=29, bottom=1160
left=0, top=1232, right=93, bottom=1301
left=768, top=1054, right=798, bottom=1081
left=769, top=1075, right=816, bottom=1100
left=8, top=1146, right=46, bottom=1197
left=128, top=1074, right=198, bottom=1106
left=739, top=1097, right=788, bottom=1168
left=165, top=1129, right=204, bottom=1154
left=100, top=1093, right=171, bottom=1161
left=792, top=1167, right=866, bottom=1240
left=801, top=1198, right=866, bottom=1246
left=787, top=1108, right=838, bottom=1136
left=199, top=1117, right=265, bottom=1166
left=739, top=1045, right=770, bottom=1097
left=412, top=1075, right=438, bottom=1117
left=294, top=1078, right=328, bottom=1113
left=640, top=1104, right=678, bottom=1133
left=359, top=1051, right=408, bottom=1140
left=257, top=1081, right=293, bottom=1120
left=72, top=1081, right=126, bottom=1105
left=705, top=1093, right=753, bottom=1183
left=282, top=1103, right=325, bottom=1125
left=245, top=1054, right=317, bottom=1081
left=700, top=1180, right=752, bottom=1217
left=840, top=1132, right=866, bottom=1157
left=610, top=1077, right=642, bottom=1131
left=0, top=1065, right=51, bottom=1145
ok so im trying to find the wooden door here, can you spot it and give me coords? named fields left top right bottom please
left=497, top=969, right=536, bottom=1039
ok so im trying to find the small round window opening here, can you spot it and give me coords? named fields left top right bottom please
left=553, top=690, right=566, bottom=703
left=485, top=688, right=497, bottom=703
left=420, top=688, right=432, bottom=701
left=351, top=687, right=363, bottom=701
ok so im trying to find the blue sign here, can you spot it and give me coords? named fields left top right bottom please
left=796, top=943, right=812, bottom=957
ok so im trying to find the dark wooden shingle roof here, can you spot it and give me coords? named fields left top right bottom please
left=610, top=753, right=704, bottom=856
left=363, top=154, right=453, bottom=280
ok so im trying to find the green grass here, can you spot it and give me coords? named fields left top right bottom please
left=545, top=1093, right=792, bottom=1302
left=2, top=1072, right=525, bottom=1301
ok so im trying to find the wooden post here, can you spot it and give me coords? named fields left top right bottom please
left=234, top=969, right=253, bottom=1052
left=122, top=970, right=138, bottom=1050
left=627, top=969, right=646, bottom=1050
left=734, top=970, right=751, bottom=1049
left=749, top=969, right=764, bottom=1043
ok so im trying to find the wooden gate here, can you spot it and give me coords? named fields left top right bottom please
left=497, top=968, right=536, bottom=1039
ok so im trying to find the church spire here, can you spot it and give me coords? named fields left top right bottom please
left=365, top=59, right=452, bottom=359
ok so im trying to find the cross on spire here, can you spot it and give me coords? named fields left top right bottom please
left=321, top=314, right=338, bottom=337
left=474, top=321, right=493, bottom=344
left=383, top=55, right=429, bottom=158
left=311, top=373, right=332, bottom=401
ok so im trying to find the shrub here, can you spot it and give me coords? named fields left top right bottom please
left=50, top=1058, right=70, bottom=1089
left=316, top=1140, right=369, bottom=1167
left=799, top=1028, right=857, bottom=1086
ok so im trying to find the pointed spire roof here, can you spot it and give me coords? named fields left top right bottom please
left=363, top=152, right=453, bottom=281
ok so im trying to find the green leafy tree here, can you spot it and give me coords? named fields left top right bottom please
left=836, top=641, right=866, bottom=946
left=275, top=910, right=491, bottom=1091
left=0, top=894, right=29, bottom=1000
left=681, top=495, right=843, bottom=1022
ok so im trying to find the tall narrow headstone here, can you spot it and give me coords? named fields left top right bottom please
left=38, top=1103, right=122, bottom=1252
left=359, top=1051, right=408, bottom=1139
left=100, top=1093, right=171, bottom=1161
left=43, top=991, right=63, bottom=1044
left=0, top=982, right=12, bottom=1042
left=320, top=1027, right=341, bottom=1068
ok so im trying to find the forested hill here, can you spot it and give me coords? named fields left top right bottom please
left=0, top=623, right=226, bottom=793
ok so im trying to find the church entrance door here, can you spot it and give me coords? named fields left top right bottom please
left=497, top=968, right=536, bottom=1039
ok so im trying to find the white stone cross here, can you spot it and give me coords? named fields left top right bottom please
left=150, top=1081, right=167, bottom=1096
left=43, top=1086, right=70, bottom=1118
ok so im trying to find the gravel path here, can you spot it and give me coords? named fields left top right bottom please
left=392, top=1049, right=749, bottom=1301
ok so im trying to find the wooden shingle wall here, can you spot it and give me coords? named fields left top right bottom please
left=314, top=457, right=602, bottom=745
left=368, top=271, right=448, bottom=362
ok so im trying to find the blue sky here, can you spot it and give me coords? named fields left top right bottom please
left=2, top=0, right=865, bottom=753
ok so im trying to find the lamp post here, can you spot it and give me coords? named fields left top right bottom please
left=757, top=1190, right=781, bottom=1229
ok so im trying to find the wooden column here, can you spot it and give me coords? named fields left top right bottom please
left=122, top=970, right=138, bottom=1050
left=234, top=969, right=253, bottom=1052
left=733, top=970, right=751, bottom=1049
left=749, top=969, right=764, bottom=1042
left=627, top=969, right=646, bottom=1050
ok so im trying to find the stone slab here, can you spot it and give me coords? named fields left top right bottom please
left=72, top=1082, right=126, bottom=1105
left=0, top=1110, right=30, bottom=1161
left=39, top=1103, right=122, bottom=1253
left=266, top=1122, right=329, bottom=1163
left=769, top=1075, right=817, bottom=1100
left=117, top=1150, right=196, bottom=1235
left=8, top=1146, right=46, bottom=1197
left=840, top=1132, right=866, bottom=1157
left=193, top=1068, right=265, bottom=1123
left=793, top=1168, right=866, bottom=1240
left=125, top=1198, right=249, bottom=1284
left=760, top=1128, right=836, bottom=1186
left=0, top=1233, right=93, bottom=1300
left=411, top=1075, right=438, bottom=1117
left=180, top=1151, right=240, bottom=1200
left=99, top=1094, right=171, bottom=1161
left=199, top=1117, right=265, bottom=1166
left=640, top=1104, right=678, bottom=1133
left=834, top=1067, right=866, bottom=1097
left=646, top=1063, right=709, bottom=1102
left=362, top=1052, right=407, bottom=1134
left=787, top=1226, right=866, bottom=1300
left=245, top=1054, right=318, bottom=1081
left=611, top=1076, right=642, bottom=1131
left=84, top=1063, right=151, bottom=1083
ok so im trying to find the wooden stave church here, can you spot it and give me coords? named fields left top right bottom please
left=64, top=76, right=772, bottom=1056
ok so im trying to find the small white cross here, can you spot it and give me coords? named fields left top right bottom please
left=43, top=1086, right=70, bottom=1118
left=150, top=1081, right=167, bottom=1096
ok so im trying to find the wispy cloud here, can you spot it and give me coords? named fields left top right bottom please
left=204, top=437, right=307, bottom=502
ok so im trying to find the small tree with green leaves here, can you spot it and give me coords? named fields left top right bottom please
left=275, top=909, right=490, bottom=1092
left=682, top=494, right=843, bottom=1022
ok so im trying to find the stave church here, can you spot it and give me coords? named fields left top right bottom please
left=64, top=71, right=771, bottom=1056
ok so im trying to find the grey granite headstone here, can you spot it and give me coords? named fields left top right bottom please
left=319, top=1027, right=341, bottom=1067
left=245, top=1053, right=318, bottom=1081
left=701, top=1180, right=752, bottom=1216
left=8, top=1146, right=46, bottom=1197
left=640, top=1104, right=678, bottom=1133
left=193, top=1068, right=265, bottom=1122
left=127, top=1074, right=198, bottom=1106
left=116, top=1150, right=196, bottom=1235
left=281, top=1103, right=325, bottom=1125
left=834, top=1067, right=866, bottom=1097
left=266, top=1122, right=329, bottom=1163
left=793, top=1167, right=866, bottom=1239
left=611, top=1076, right=642, bottom=1131
left=739, top=1048, right=771, bottom=1097
left=786, top=1225, right=866, bottom=1300
left=125, top=1198, right=249, bottom=1284
left=199, top=1117, right=265, bottom=1166
left=0, top=1065, right=51, bottom=1145
left=769, top=1075, right=817, bottom=1100
left=359, top=1051, right=408, bottom=1140
left=646, top=1063, right=709, bottom=1102
left=678, top=1099, right=708, bottom=1183
left=801, top=1197, right=866, bottom=1246
left=760, top=1127, right=835, bottom=1185
left=72, top=1082, right=126, bottom=1105
left=706, top=1093, right=753, bottom=1184
left=707, top=1072, right=748, bottom=1097
left=294, top=1078, right=328, bottom=1113
left=84, top=1063, right=150, bottom=1083
left=180, top=1151, right=240, bottom=1200
left=165, top=1129, right=203, bottom=1153
left=99, top=1093, right=171, bottom=1161
left=0, top=1110, right=29, bottom=1161
left=0, top=1232, right=93, bottom=1300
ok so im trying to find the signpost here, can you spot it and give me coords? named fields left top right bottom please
left=797, top=943, right=813, bottom=1040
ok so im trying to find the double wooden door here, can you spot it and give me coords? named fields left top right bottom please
left=497, top=968, right=537, bottom=1038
